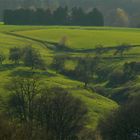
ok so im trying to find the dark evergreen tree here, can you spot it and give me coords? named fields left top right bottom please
left=3, top=7, right=104, bottom=26
left=71, top=7, right=86, bottom=25
left=53, top=6, right=68, bottom=25
left=44, top=8, right=53, bottom=25
left=34, top=8, right=46, bottom=25
left=87, top=8, right=104, bottom=26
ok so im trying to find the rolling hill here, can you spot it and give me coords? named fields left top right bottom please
left=0, top=25, right=120, bottom=129
left=1, top=25, right=140, bottom=129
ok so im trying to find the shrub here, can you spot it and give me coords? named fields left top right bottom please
left=98, top=96, right=140, bottom=140
left=9, top=47, right=21, bottom=64
left=108, top=69, right=124, bottom=87
left=22, top=46, right=46, bottom=70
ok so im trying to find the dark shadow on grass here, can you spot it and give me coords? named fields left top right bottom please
left=101, top=55, right=140, bottom=61
left=0, top=64, right=24, bottom=71
left=5, top=32, right=140, bottom=54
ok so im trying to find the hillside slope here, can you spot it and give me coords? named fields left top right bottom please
left=0, top=25, right=118, bottom=129
left=14, top=26, right=140, bottom=103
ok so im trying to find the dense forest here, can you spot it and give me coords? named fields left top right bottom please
left=4, top=7, right=104, bottom=26
left=0, top=0, right=140, bottom=27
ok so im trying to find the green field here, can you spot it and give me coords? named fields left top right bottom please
left=1, top=25, right=140, bottom=129
left=16, top=27, right=140, bottom=50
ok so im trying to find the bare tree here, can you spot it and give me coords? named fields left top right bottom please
left=36, top=87, right=88, bottom=140
left=7, top=77, right=41, bottom=122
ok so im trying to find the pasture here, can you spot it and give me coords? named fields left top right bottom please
left=1, top=25, right=140, bottom=128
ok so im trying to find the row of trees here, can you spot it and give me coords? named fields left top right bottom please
left=0, top=46, right=46, bottom=70
left=4, top=7, right=104, bottom=26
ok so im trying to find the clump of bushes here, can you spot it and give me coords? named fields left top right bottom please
left=8, top=46, right=46, bottom=70
left=98, top=96, right=140, bottom=140
left=22, top=46, right=45, bottom=69
left=108, top=62, right=137, bottom=87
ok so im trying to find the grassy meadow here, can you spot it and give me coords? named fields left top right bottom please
left=1, top=25, right=140, bottom=129
left=16, top=26, right=140, bottom=50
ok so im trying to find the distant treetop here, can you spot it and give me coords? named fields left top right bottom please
left=3, top=7, right=104, bottom=26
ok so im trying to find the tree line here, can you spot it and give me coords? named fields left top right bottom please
left=3, top=7, right=104, bottom=26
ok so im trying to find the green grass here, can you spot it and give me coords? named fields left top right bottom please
left=0, top=64, right=118, bottom=128
left=16, top=27, right=140, bottom=50
left=3, top=25, right=139, bottom=129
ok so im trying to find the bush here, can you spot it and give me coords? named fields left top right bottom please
left=0, top=52, right=5, bottom=64
left=95, top=65, right=112, bottom=82
left=98, top=96, right=140, bottom=140
left=52, top=54, right=67, bottom=73
left=0, top=114, right=14, bottom=140
left=22, top=46, right=46, bottom=70
left=9, top=47, right=21, bottom=64
left=108, top=69, right=124, bottom=87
